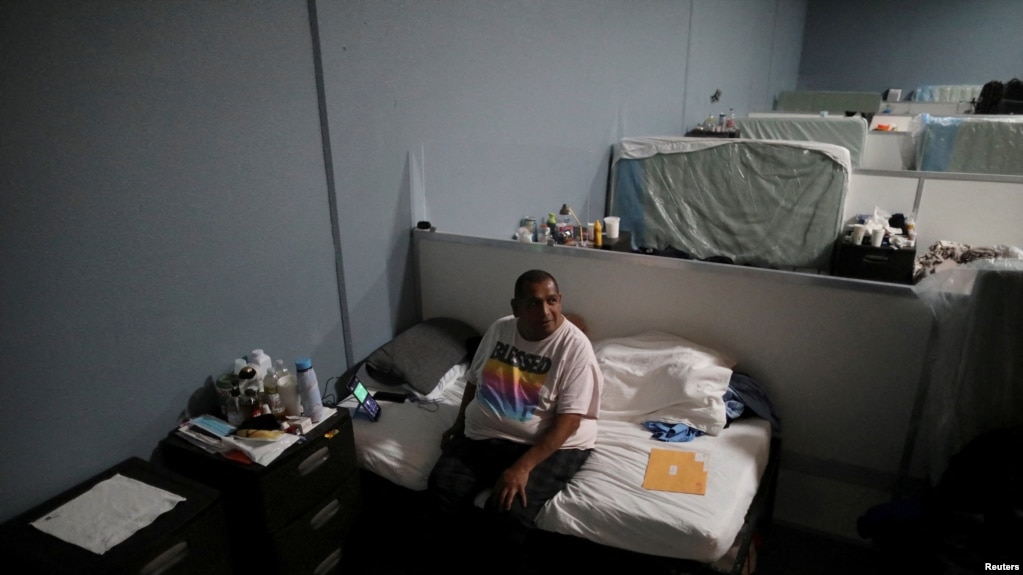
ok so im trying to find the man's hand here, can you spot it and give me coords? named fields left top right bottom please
left=494, top=463, right=530, bottom=511
left=490, top=413, right=583, bottom=512
left=440, top=419, right=464, bottom=449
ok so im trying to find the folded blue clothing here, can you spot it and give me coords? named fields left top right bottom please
left=723, top=391, right=745, bottom=420
left=728, top=372, right=782, bottom=429
left=642, top=421, right=704, bottom=443
left=643, top=372, right=781, bottom=442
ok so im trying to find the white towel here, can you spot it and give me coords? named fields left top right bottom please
left=31, top=473, right=186, bottom=555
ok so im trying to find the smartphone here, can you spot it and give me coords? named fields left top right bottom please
left=373, top=390, right=408, bottom=403
left=348, top=376, right=382, bottom=421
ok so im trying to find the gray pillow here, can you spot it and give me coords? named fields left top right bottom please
left=365, top=317, right=480, bottom=395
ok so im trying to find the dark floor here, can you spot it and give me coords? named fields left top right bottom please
left=346, top=521, right=885, bottom=574
left=753, top=523, right=883, bottom=574
left=344, top=471, right=887, bottom=575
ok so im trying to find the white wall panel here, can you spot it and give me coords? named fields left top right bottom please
left=916, top=179, right=1023, bottom=250
left=416, top=232, right=932, bottom=475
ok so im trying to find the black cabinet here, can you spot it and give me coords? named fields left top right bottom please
left=158, top=409, right=360, bottom=574
left=0, top=457, right=230, bottom=575
left=832, top=242, right=916, bottom=284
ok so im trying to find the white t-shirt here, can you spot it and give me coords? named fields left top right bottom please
left=464, top=315, right=602, bottom=449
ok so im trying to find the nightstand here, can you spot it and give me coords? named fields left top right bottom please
left=157, top=409, right=360, bottom=574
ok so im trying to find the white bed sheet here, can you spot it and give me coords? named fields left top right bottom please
left=348, top=365, right=772, bottom=564
left=348, top=363, right=468, bottom=491
left=536, top=417, right=771, bottom=563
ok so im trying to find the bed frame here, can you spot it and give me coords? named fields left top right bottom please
left=350, top=435, right=780, bottom=575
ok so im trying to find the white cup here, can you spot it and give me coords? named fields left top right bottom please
left=604, top=216, right=620, bottom=239
left=850, top=224, right=866, bottom=245
left=870, top=228, right=885, bottom=247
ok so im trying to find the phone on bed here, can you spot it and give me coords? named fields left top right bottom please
left=348, top=376, right=382, bottom=421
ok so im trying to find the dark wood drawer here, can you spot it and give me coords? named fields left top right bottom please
left=269, top=473, right=361, bottom=573
left=0, top=457, right=229, bottom=575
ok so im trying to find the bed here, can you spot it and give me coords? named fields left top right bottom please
left=340, top=318, right=781, bottom=574
left=911, top=114, right=1023, bottom=175
left=608, top=137, right=850, bottom=270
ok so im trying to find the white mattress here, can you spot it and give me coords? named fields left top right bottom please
left=535, top=418, right=771, bottom=563
left=346, top=365, right=772, bottom=564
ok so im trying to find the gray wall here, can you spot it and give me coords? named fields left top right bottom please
left=799, top=0, right=1023, bottom=94
left=319, top=0, right=808, bottom=362
left=0, top=1, right=346, bottom=521
left=0, top=0, right=806, bottom=523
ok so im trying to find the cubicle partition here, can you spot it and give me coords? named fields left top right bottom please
left=414, top=230, right=933, bottom=535
left=847, top=170, right=1023, bottom=252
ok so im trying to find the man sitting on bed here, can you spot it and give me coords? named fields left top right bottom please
left=428, top=269, right=602, bottom=546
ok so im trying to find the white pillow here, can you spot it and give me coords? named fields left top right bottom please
left=594, top=331, right=735, bottom=436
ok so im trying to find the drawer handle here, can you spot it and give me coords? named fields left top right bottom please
left=310, top=498, right=341, bottom=530
left=862, top=255, right=891, bottom=264
left=313, top=548, right=342, bottom=575
left=139, top=541, right=189, bottom=575
left=298, top=446, right=331, bottom=477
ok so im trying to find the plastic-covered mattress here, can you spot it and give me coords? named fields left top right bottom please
left=775, top=90, right=881, bottom=116
left=733, top=116, right=867, bottom=166
left=609, top=137, right=850, bottom=269
left=912, top=114, right=1023, bottom=175
left=910, top=85, right=982, bottom=103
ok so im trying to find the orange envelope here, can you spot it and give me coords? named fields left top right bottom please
left=642, top=448, right=709, bottom=495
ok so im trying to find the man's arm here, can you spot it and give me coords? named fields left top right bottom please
left=493, top=412, right=583, bottom=511
left=440, top=381, right=477, bottom=448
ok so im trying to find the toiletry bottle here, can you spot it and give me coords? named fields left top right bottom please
left=295, top=358, right=325, bottom=423
left=275, top=359, right=301, bottom=417
left=226, top=386, right=245, bottom=426
left=262, top=365, right=285, bottom=420
left=593, top=219, right=603, bottom=248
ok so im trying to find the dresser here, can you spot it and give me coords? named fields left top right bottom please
left=157, top=409, right=360, bottom=574
left=0, top=457, right=230, bottom=574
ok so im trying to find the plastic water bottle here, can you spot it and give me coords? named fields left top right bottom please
left=295, top=358, right=325, bottom=423
left=275, top=359, right=301, bottom=417
left=262, top=365, right=285, bottom=420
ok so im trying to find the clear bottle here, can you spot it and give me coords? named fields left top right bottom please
left=275, top=359, right=302, bottom=417
left=237, top=366, right=262, bottom=420
left=295, top=358, right=325, bottom=423
left=240, top=387, right=261, bottom=420
left=262, top=366, right=285, bottom=420
left=226, top=386, right=245, bottom=426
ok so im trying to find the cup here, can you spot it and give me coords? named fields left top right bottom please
left=604, top=216, right=621, bottom=239
left=870, top=228, right=885, bottom=247
left=850, top=224, right=866, bottom=245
